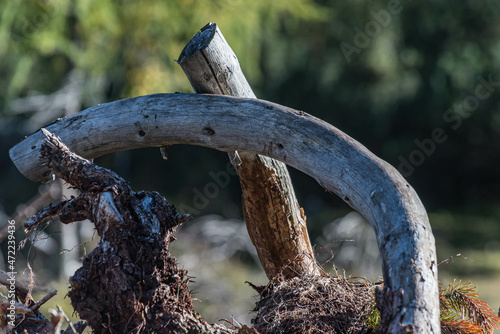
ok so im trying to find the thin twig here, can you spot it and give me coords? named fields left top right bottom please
left=57, top=305, right=78, bottom=334
left=438, top=253, right=469, bottom=266
left=29, top=289, right=57, bottom=314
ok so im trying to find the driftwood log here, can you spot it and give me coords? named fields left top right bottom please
left=177, top=23, right=319, bottom=279
left=10, top=93, right=440, bottom=333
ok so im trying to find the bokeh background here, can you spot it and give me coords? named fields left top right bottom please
left=1, top=0, right=499, bottom=327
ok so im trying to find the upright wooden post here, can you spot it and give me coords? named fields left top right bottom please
left=177, top=23, right=320, bottom=279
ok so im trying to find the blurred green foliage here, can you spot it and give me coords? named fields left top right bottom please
left=2, top=0, right=500, bottom=209
left=1, top=0, right=500, bottom=312
left=0, top=0, right=324, bottom=104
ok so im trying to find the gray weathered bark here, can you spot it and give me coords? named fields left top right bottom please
left=177, top=23, right=319, bottom=279
left=10, top=93, right=440, bottom=333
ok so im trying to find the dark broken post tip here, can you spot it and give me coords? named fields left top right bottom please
left=201, top=22, right=214, bottom=31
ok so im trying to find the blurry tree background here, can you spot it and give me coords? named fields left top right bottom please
left=1, top=0, right=499, bottom=325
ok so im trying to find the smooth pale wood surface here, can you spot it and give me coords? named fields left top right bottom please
left=9, top=93, right=440, bottom=333
left=178, top=23, right=319, bottom=279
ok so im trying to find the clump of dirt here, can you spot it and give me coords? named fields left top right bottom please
left=67, top=192, right=203, bottom=333
left=25, top=130, right=232, bottom=333
left=250, top=273, right=377, bottom=334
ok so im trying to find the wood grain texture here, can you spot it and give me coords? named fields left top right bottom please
left=9, top=93, right=440, bottom=333
left=178, top=23, right=319, bottom=279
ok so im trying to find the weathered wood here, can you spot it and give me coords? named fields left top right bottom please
left=10, top=93, right=440, bottom=333
left=177, top=23, right=319, bottom=279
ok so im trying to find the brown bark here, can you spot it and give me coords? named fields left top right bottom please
left=177, top=23, right=319, bottom=279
